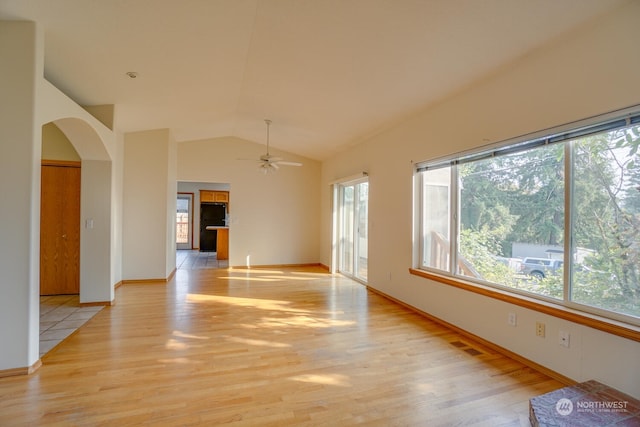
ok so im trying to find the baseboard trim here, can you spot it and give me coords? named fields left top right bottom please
left=366, top=285, right=576, bottom=387
left=122, top=278, right=168, bottom=284
left=80, top=299, right=115, bottom=307
left=114, top=280, right=124, bottom=290
left=122, top=268, right=177, bottom=285
left=0, top=359, right=42, bottom=378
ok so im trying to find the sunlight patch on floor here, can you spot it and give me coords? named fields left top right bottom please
left=258, top=315, right=355, bottom=329
left=157, top=357, right=203, bottom=365
left=172, top=330, right=210, bottom=340
left=219, top=276, right=281, bottom=282
left=223, top=335, right=291, bottom=348
left=186, top=294, right=300, bottom=312
left=166, top=338, right=190, bottom=350
left=259, top=275, right=321, bottom=281
left=289, top=373, right=352, bottom=387
left=227, top=268, right=285, bottom=275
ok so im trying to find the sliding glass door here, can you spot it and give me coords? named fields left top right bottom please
left=337, top=179, right=368, bottom=282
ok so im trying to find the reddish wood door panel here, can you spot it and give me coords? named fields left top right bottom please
left=40, top=164, right=81, bottom=295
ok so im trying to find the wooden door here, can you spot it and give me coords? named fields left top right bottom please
left=40, top=162, right=81, bottom=295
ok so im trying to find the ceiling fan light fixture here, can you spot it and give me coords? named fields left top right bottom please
left=260, top=162, right=277, bottom=174
left=253, top=119, right=302, bottom=173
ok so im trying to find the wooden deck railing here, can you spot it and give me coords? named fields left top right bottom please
left=430, top=231, right=482, bottom=279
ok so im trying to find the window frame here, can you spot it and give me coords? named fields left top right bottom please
left=413, top=106, right=640, bottom=334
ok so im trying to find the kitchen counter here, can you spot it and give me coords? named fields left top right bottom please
left=202, top=227, right=229, bottom=260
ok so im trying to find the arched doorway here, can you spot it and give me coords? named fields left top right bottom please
left=40, top=123, right=82, bottom=296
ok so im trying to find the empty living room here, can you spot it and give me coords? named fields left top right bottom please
left=1, top=0, right=639, bottom=425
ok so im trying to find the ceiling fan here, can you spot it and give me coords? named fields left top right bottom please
left=252, top=119, right=303, bottom=174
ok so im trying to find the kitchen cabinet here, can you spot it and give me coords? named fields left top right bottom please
left=199, top=190, right=229, bottom=259
left=200, top=190, right=229, bottom=204
left=201, top=226, right=228, bottom=260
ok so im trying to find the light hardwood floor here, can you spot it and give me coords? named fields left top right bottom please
left=0, top=264, right=563, bottom=426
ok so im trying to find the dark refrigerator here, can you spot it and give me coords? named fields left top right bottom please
left=200, top=203, right=226, bottom=252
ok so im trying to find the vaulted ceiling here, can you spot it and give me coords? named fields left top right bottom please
left=0, top=0, right=627, bottom=160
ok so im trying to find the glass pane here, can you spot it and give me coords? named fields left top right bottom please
left=571, top=125, right=640, bottom=318
left=356, top=182, right=368, bottom=281
left=340, top=186, right=355, bottom=275
left=176, top=197, right=189, bottom=245
left=421, top=168, right=451, bottom=272
left=458, top=143, right=565, bottom=299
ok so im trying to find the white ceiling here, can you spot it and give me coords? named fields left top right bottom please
left=0, top=0, right=626, bottom=160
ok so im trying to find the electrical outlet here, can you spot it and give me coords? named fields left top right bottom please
left=508, top=312, right=517, bottom=327
left=559, top=330, right=570, bottom=348
left=536, top=322, right=545, bottom=337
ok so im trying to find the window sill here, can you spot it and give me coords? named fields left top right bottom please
left=409, top=268, right=640, bottom=343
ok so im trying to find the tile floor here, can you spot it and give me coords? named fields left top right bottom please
left=40, top=295, right=104, bottom=357
left=176, top=249, right=229, bottom=269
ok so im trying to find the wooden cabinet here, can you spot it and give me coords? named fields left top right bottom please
left=200, top=190, right=213, bottom=202
left=214, top=192, right=229, bottom=203
left=199, top=190, right=229, bottom=260
left=200, top=190, right=229, bottom=205
left=216, top=228, right=229, bottom=260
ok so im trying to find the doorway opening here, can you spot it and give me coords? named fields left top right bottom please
left=336, top=178, right=369, bottom=282
left=176, top=182, right=230, bottom=270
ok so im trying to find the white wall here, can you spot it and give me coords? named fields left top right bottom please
left=111, top=132, right=124, bottom=287
left=321, top=2, right=640, bottom=397
left=80, top=160, right=113, bottom=303
left=165, top=133, right=177, bottom=277
left=41, top=123, right=81, bottom=160
left=178, top=136, right=320, bottom=267
left=0, top=20, right=121, bottom=371
left=0, top=20, right=42, bottom=371
left=122, top=129, right=177, bottom=280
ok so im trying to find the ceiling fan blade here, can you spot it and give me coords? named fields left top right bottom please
left=260, top=154, right=282, bottom=162
left=246, top=120, right=304, bottom=173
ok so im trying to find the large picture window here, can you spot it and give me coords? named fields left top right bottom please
left=416, top=109, right=640, bottom=324
left=571, top=127, right=640, bottom=318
